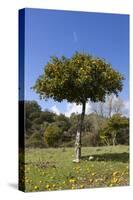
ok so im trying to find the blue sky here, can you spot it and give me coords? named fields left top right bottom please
left=24, top=8, right=129, bottom=115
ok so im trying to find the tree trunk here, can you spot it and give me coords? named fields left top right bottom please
left=112, top=132, right=116, bottom=146
left=74, top=102, right=86, bottom=163
left=112, top=137, right=116, bottom=146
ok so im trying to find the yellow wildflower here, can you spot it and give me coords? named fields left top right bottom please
left=112, top=178, right=118, bottom=183
left=71, top=186, right=76, bottom=189
left=69, top=179, right=76, bottom=183
left=80, top=184, right=84, bottom=189
left=112, top=171, right=119, bottom=176
left=34, top=185, right=39, bottom=190
left=46, top=184, right=50, bottom=189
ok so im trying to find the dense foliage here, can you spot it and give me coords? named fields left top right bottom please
left=25, top=101, right=129, bottom=148
left=33, top=52, right=124, bottom=104
left=99, top=114, right=129, bottom=146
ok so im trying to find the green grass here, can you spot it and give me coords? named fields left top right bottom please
left=20, top=145, right=129, bottom=192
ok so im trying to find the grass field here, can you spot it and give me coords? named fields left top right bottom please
left=20, top=145, right=129, bottom=192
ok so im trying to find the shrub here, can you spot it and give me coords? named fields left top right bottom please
left=82, top=133, right=99, bottom=147
left=25, top=132, right=47, bottom=148
left=44, top=123, right=63, bottom=147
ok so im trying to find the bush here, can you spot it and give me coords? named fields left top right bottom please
left=25, top=132, right=47, bottom=148
left=44, top=123, right=63, bottom=147
left=99, top=114, right=129, bottom=146
left=82, top=133, right=99, bottom=147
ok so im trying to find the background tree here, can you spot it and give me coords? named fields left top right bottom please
left=106, top=94, right=114, bottom=118
left=25, top=101, right=41, bottom=118
left=55, top=114, right=71, bottom=132
left=25, top=101, right=41, bottom=137
left=105, top=94, right=124, bottom=117
left=91, top=101, right=104, bottom=117
left=112, top=97, right=124, bottom=115
left=107, top=114, right=129, bottom=145
left=44, top=123, right=63, bottom=147
left=91, top=94, right=125, bottom=118
left=99, top=114, right=129, bottom=146
left=33, top=52, right=124, bottom=162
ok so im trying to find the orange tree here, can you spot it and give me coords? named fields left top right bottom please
left=33, top=52, right=124, bottom=162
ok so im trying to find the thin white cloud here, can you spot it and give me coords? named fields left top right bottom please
left=73, top=31, right=78, bottom=43
left=50, top=105, right=60, bottom=115
left=111, top=97, right=129, bottom=117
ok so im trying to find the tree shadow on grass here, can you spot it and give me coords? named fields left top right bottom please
left=81, top=152, right=129, bottom=163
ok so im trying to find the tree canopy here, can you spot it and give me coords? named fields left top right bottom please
left=33, top=52, right=124, bottom=104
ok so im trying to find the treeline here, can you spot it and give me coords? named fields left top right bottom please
left=23, top=101, right=129, bottom=148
